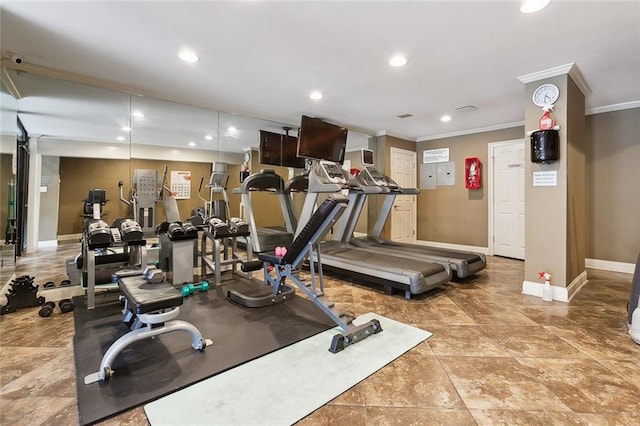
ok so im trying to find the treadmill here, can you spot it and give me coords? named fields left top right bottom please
left=340, top=155, right=486, bottom=279
left=298, top=161, right=451, bottom=298
left=233, top=169, right=296, bottom=253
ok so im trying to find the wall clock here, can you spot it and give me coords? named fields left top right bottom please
left=532, top=83, right=560, bottom=107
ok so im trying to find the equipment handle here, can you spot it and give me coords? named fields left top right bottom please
left=118, top=180, right=131, bottom=205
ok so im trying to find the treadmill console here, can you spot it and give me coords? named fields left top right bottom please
left=319, top=161, right=347, bottom=185
left=359, top=166, right=388, bottom=187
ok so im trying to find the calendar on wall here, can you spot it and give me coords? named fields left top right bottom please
left=170, top=170, right=191, bottom=199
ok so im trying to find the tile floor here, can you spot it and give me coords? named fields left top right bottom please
left=1, top=244, right=639, bottom=425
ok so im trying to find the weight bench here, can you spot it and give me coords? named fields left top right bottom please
left=230, top=194, right=383, bottom=353
left=84, top=274, right=212, bottom=384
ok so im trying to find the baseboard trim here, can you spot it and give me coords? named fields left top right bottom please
left=586, top=258, right=635, bottom=274
left=37, top=240, right=58, bottom=248
left=522, top=270, right=588, bottom=303
left=522, top=280, right=568, bottom=303
left=567, top=270, right=589, bottom=302
left=415, top=240, right=489, bottom=255
left=57, top=233, right=82, bottom=242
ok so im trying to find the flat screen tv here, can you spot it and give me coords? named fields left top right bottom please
left=259, top=130, right=306, bottom=168
left=259, top=130, right=283, bottom=167
left=296, top=115, right=347, bottom=164
left=281, top=133, right=306, bottom=169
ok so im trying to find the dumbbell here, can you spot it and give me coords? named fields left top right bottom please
left=38, top=302, right=56, bottom=317
left=38, top=299, right=74, bottom=317
left=59, top=299, right=75, bottom=314
left=181, top=281, right=209, bottom=296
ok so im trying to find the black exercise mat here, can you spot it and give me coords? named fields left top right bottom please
left=73, top=277, right=334, bottom=425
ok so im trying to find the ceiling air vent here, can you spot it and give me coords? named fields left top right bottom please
left=455, top=105, right=478, bottom=113
left=397, top=113, right=413, bottom=119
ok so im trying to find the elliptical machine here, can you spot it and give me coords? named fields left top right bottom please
left=627, top=251, right=640, bottom=344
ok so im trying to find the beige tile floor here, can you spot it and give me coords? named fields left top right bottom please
left=1, top=244, right=639, bottom=425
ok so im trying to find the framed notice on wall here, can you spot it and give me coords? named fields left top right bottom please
left=170, top=170, right=191, bottom=199
left=423, top=148, right=450, bottom=164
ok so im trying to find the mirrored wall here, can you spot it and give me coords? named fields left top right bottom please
left=2, top=69, right=372, bottom=263
left=0, top=78, right=18, bottom=283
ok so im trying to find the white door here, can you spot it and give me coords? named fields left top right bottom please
left=390, top=147, right=417, bottom=242
left=492, top=141, right=525, bottom=259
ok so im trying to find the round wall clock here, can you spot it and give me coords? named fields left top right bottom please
left=532, top=83, right=560, bottom=107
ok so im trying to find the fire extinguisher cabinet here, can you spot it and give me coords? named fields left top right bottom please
left=465, top=157, right=481, bottom=189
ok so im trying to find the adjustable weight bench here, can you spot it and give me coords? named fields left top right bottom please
left=230, top=194, right=383, bottom=353
left=84, top=274, right=212, bottom=384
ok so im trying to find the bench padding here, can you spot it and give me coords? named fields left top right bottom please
left=119, top=275, right=183, bottom=314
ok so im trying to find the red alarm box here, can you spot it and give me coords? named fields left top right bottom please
left=465, top=157, right=481, bottom=189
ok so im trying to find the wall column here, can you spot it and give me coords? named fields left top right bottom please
left=520, top=64, right=589, bottom=302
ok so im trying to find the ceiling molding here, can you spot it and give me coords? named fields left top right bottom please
left=417, top=121, right=524, bottom=142
left=0, top=67, right=22, bottom=99
left=517, top=62, right=591, bottom=96
left=375, top=130, right=416, bottom=142
left=517, top=63, right=575, bottom=83
left=586, top=100, right=640, bottom=115
left=567, top=64, right=591, bottom=96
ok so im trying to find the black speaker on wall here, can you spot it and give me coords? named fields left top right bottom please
left=531, top=130, right=559, bottom=163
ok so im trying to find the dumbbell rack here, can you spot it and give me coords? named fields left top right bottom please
left=201, top=228, right=253, bottom=285
left=0, top=275, right=45, bottom=315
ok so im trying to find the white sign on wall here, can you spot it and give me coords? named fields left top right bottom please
left=423, top=148, right=450, bottom=164
left=532, top=170, right=557, bottom=187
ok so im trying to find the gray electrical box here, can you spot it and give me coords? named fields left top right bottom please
left=419, top=163, right=437, bottom=189
left=436, top=162, right=455, bottom=186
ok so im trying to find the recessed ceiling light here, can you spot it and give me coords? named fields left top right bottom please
left=440, top=115, right=452, bottom=122
left=389, top=55, right=408, bottom=67
left=116, top=136, right=125, bottom=141
left=188, top=141, right=196, bottom=147
left=520, top=0, right=550, bottom=13
left=179, top=50, right=199, bottom=63
left=121, top=126, right=131, bottom=132
left=227, top=126, right=237, bottom=133
left=131, top=111, right=144, bottom=118
left=309, top=91, right=323, bottom=100
left=204, top=134, right=213, bottom=141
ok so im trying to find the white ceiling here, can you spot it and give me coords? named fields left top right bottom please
left=1, top=1, right=639, bottom=144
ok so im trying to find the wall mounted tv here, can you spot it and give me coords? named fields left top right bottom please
left=296, top=115, right=348, bottom=164
left=259, top=130, right=306, bottom=169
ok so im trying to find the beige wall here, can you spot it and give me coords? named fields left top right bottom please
left=416, top=127, right=524, bottom=246
left=58, top=158, right=132, bottom=235
left=565, top=77, right=587, bottom=281
left=373, top=135, right=417, bottom=239
left=586, top=107, right=640, bottom=263
left=58, top=158, right=213, bottom=234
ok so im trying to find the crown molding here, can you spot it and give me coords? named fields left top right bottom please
left=417, top=121, right=524, bottom=142
left=0, top=67, right=22, bottom=99
left=517, top=62, right=591, bottom=96
left=375, top=130, right=415, bottom=141
left=586, top=100, right=640, bottom=115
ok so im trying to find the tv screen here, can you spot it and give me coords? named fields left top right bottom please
left=281, top=134, right=306, bottom=169
left=361, top=149, right=374, bottom=166
left=259, top=130, right=306, bottom=168
left=259, top=130, right=282, bottom=167
left=296, top=115, right=348, bottom=164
